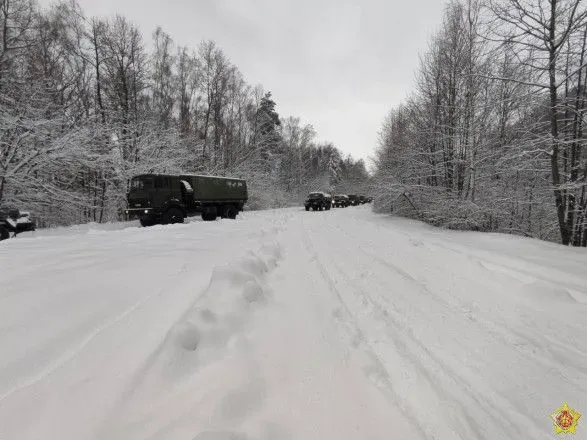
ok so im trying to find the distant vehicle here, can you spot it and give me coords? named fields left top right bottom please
left=333, top=194, right=349, bottom=208
left=125, top=173, right=248, bottom=226
left=0, top=208, right=36, bottom=241
left=304, top=192, right=332, bottom=211
left=347, top=194, right=360, bottom=206
left=16, top=211, right=36, bottom=232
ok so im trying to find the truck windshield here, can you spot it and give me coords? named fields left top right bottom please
left=131, top=177, right=153, bottom=190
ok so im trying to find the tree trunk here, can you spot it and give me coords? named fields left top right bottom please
left=548, top=0, right=571, bottom=245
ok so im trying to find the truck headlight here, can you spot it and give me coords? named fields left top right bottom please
left=144, top=210, right=149, bottom=214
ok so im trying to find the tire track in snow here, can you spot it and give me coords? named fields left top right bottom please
left=331, top=217, right=587, bottom=398
left=299, top=216, right=431, bottom=440
left=328, top=259, right=550, bottom=440
left=329, top=220, right=587, bottom=385
left=305, top=215, right=552, bottom=439
left=363, top=243, right=587, bottom=385
left=302, top=229, right=488, bottom=439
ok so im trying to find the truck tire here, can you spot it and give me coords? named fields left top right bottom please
left=326, top=205, right=331, bottom=210
left=202, top=206, right=218, bottom=221
left=140, top=218, right=155, bottom=227
left=223, top=205, right=238, bottom=220
left=163, top=207, right=184, bottom=224
left=305, top=206, right=309, bottom=211
left=0, top=226, right=9, bottom=241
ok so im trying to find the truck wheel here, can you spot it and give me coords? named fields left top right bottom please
left=305, top=206, right=309, bottom=211
left=164, top=207, right=184, bottom=224
left=326, top=205, right=331, bottom=210
left=223, top=205, right=238, bottom=219
left=202, top=207, right=218, bottom=221
left=140, top=218, right=155, bottom=227
left=0, top=226, right=9, bottom=241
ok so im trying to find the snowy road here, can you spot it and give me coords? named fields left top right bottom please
left=1, top=206, right=586, bottom=440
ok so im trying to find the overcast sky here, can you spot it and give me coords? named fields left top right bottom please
left=40, top=0, right=447, bottom=164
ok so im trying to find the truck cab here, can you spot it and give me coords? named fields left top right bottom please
left=347, top=194, right=360, bottom=206
left=126, top=175, right=187, bottom=226
left=304, top=192, right=332, bottom=211
left=333, top=194, right=349, bottom=207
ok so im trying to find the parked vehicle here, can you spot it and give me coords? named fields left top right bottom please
left=124, top=173, right=248, bottom=226
left=333, top=194, right=349, bottom=207
left=16, top=211, right=36, bottom=231
left=0, top=208, right=36, bottom=241
left=304, top=192, right=332, bottom=211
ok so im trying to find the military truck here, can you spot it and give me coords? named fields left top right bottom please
left=347, top=194, right=360, bottom=206
left=304, top=192, right=332, bottom=211
left=333, top=194, right=349, bottom=208
left=125, top=173, right=248, bottom=226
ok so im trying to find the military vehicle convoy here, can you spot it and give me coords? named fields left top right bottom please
left=125, top=173, right=248, bottom=226
left=304, top=192, right=332, bottom=211
left=303, top=191, right=371, bottom=212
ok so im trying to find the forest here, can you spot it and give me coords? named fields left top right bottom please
left=372, top=0, right=587, bottom=246
left=0, top=0, right=370, bottom=227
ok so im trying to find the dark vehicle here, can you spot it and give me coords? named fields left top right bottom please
left=366, top=197, right=373, bottom=203
left=304, top=192, right=332, bottom=211
left=333, top=194, right=349, bottom=208
left=347, top=194, right=360, bottom=206
left=16, top=211, right=36, bottom=231
left=358, top=195, right=368, bottom=205
left=0, top=208, right=36, bottom=241
left=125, top=173, right=248, bottom=226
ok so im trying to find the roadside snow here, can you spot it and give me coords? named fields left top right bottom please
left=1, top=207, right=586, bottom=439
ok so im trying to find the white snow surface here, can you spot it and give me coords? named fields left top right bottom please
left=1, top=207, right=586, bottom=440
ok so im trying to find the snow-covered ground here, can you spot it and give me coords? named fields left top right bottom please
left=1, top=206, right=586, bottom=440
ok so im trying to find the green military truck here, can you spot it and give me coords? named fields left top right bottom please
left=347, top=194, right=360, bottom=206
left=125, top=173, right=248, bottom=226
left=333, top=194, right=349, bottom=208
left=304, top=192, right=332, bottom=211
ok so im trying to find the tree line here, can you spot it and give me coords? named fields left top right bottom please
left=372, top=0, right=587, bottom=246
left=0, top=0, right=369, bottom=226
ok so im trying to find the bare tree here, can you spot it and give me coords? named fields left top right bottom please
left=488, top=0, right=587, bottom=244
